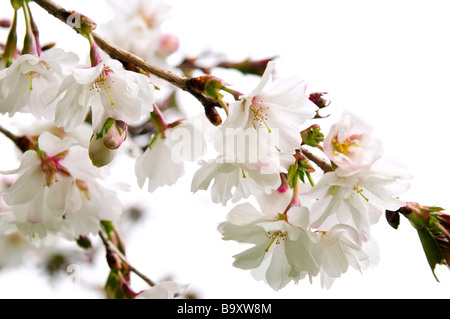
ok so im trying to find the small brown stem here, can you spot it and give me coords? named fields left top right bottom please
left=99, top=229, right=155, bottom=287
left=0, top=125, right=33, bottom=153
left=300, top=146, right=333, bottom=173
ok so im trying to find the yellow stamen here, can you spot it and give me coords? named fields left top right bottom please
left=265, top=231, right=287, bottom=252
left=102, top=80, right=115, bottom=106
left=249, top=102, right=272, bottom=133
left=353, top=185, right=369, bottom=202
left=332, top=137, right=359, bottom=155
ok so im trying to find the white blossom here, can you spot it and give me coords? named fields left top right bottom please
left=1, top=132, right=122, bottom=239
left=216, top=61, right=318, bottom=163
left=136, top=119, right=205, bottom=192
left=103, top=0, right=175, bottom=62
left=191, top=159, right=282, bottom=206
left=0, top=48, right=79, bottom=119
left=305, top=158, right=411, bottom=240
left=218, top=202, right=319, bottom=290
left=315, top=225, right=380, bottom=289
left=46, top=57, right=155, bottom=132
left=0, top=218, right=29, bottom=268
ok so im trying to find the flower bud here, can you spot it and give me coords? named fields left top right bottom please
left=189, top=75, right=229, bottom=100
left=0, top=19, right=12, bottom=28
left=205, top=106, right=222, bottom=126
left=103, top=119, right=128, bottom=150
left=89, top=133, right=118, bottom=167
left=397, top=202, right=431, bottom=230
left=157, top=34, right=179, bottom=57
left=301, top=124, right=324, bottom=148
left=10, top=0, right=23, bottom=10
left=309, top=92, right=330, bottom=109
left=76, top=235, right=93, bottom=250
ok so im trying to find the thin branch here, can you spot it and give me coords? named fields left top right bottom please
left=32, top=0, right=221, bottom=110
left=0, top=125, right=32, bottom=153
left=300, top=146, right=334, bottom=173
left=99, top=229, right=156, bottom=287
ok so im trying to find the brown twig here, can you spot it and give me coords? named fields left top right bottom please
left=300, top=146, right=334, bottom=173
left=0, top=125, right=34, bottom=153
left=99, top=228, right=155, bottom=287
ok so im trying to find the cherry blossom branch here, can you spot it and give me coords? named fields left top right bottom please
left=32, top=0, right=222, bottom=110
left=99, top=228, right=156, bottom=288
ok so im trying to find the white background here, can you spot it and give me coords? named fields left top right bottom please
left=0, top=0, right=449, bottom=298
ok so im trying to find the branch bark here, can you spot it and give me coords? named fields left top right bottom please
left=99, top=229, right=156, bottom=288
left=300, top=146, right=334, bottom=173
left=0, top=125, right=34, bottom=153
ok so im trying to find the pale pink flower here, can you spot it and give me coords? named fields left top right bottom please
left=323, top=112, right=383, bottom=171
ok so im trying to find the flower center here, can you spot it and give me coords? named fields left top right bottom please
left=91, top=66, right=115, bottom=106
left=332, top=135, right=359, bottom=156
left=249, top=97, right=271, bottom=133
left=265, top=230, right=287, bottom=252
left=39, top=150, right=71, bottom=187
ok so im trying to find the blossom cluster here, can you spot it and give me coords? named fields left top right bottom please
left=207, top=68, right=412, bottom=290
left=0, top=0, right=439, bottom=298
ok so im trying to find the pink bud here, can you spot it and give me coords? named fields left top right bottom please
left=157, top=34, right=179, bottom=57
left=0, top=19, right=12, bottom=28
left=277, top=184, right=289, bottom=193
left=103, top=120, right=128, bottom=150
